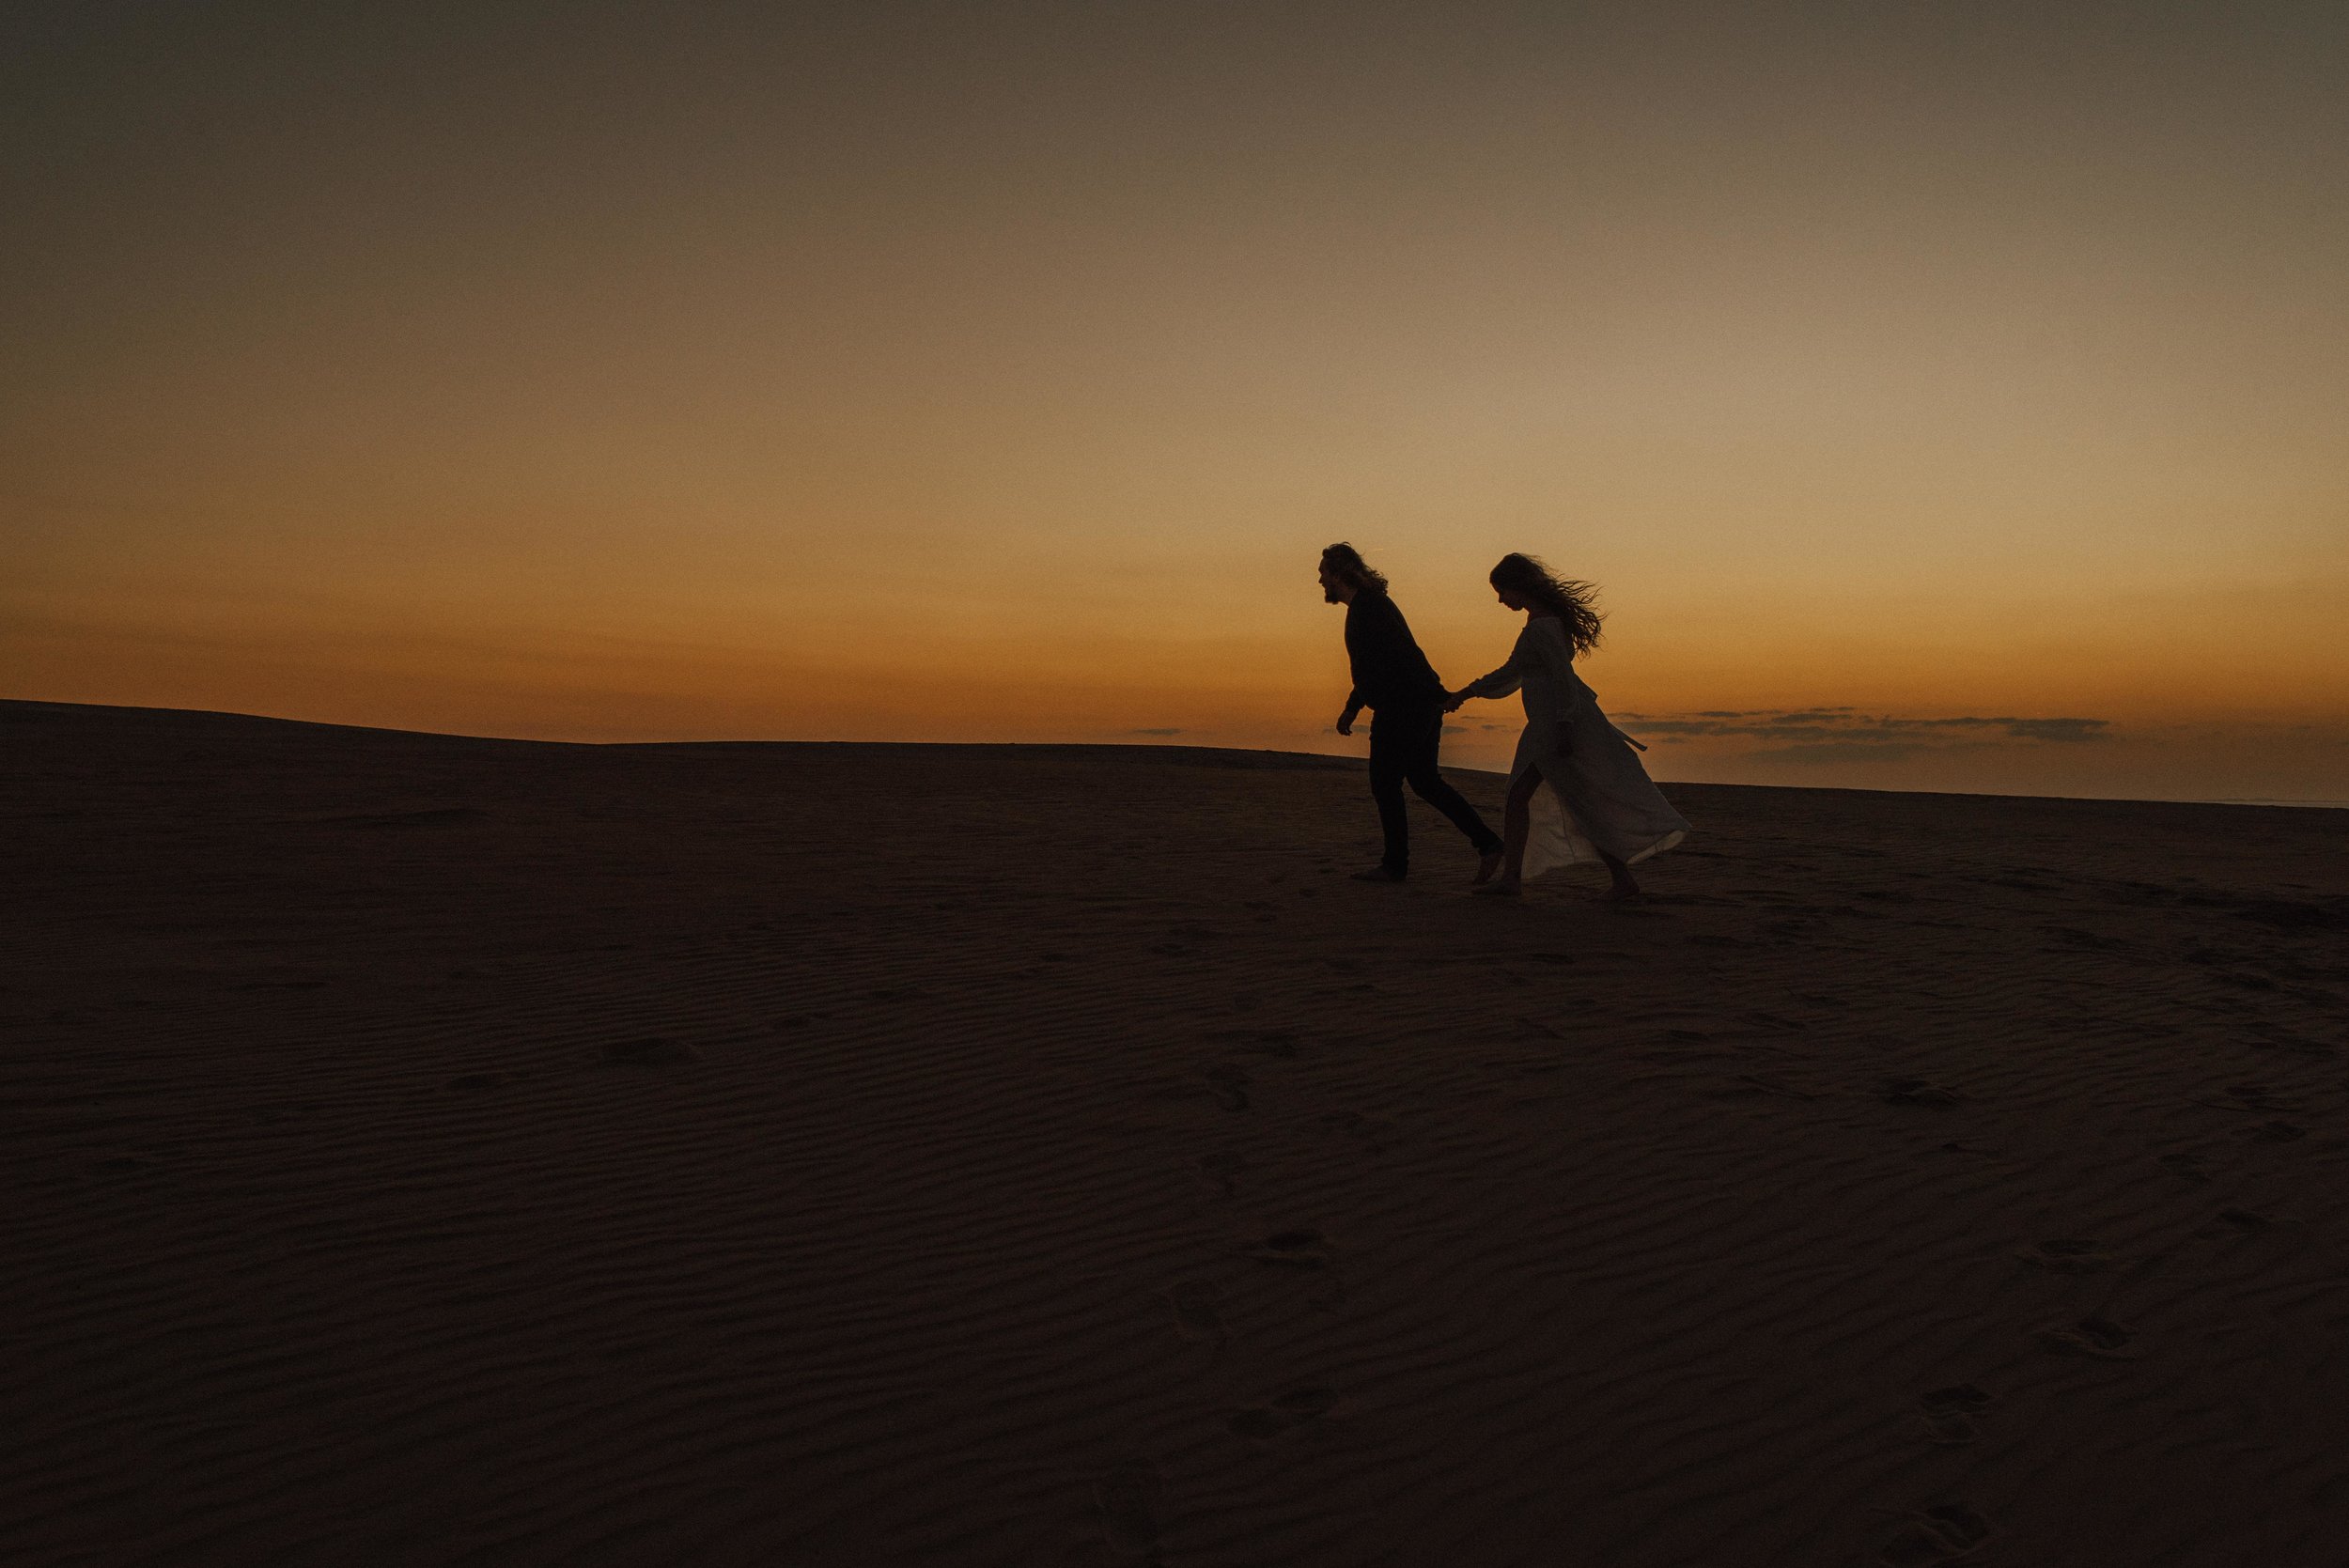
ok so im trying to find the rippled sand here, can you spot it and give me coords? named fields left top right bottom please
left=7, top=698, right=2346, bottom=1566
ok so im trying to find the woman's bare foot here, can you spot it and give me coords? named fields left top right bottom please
left=1472, top=877, right=1523, bottom=897
left=1472, top=849, right=1504, bottom=885
left=1598, top=852, right=1640, bottom=901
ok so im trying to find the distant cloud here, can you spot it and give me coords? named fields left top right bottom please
left=1128, top=726, right=1183, bottom=737
left=1615, top=709, right=2112, bottom=757
left=1748, top=741, right=1935, bottom=765
left=1999, top=718, right=2108, bottom=742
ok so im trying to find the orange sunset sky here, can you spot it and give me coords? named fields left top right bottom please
left=7, top=4, right=2346, bottom=800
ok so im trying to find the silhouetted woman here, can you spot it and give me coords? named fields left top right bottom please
left=1448, top=554, right=1688, bottom=898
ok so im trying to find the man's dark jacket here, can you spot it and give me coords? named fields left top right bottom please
left=1344, top=589, right=1448, bottom=714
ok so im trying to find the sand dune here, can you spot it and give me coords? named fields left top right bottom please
left=6, top=698, right=2347, bottom=1566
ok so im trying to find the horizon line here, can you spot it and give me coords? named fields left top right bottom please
left=8, top=696, right=2344, bottom=813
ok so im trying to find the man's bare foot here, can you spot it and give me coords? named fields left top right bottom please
left=1472, top=877, right=1523, bottom=897
left=1603, top=882, right=1642, bottom=902
left=1472, top=849, right=1504, bottom=885
left=1350, top=865, right=1406, bottom=883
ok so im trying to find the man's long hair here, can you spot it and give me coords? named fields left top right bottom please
left=1320, top=541, right=1389, bottom=594
left=1490, top=552, right=1604, bottom=657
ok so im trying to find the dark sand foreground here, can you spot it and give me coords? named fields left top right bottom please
left=7, top=699, right=2348, bottom=1566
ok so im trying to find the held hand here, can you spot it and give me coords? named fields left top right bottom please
left=1335, top=711, right=1357, bottom=737
left=1442, top=691, right=1467, bottom=713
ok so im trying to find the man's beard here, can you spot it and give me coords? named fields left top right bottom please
left=1323, top=586, right=1343, bottom=604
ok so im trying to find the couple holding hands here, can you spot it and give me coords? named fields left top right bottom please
left=1319, top=542, right=1688, bottom=899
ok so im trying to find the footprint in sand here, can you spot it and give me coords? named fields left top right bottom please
left=2244, top=1120, right=2307, bottom=1142
left=1916, top=1385, right=1993, bottom=1446
left=2218, top=1207, right=2277, bottom=1233
left=1226, top=1406, right=1287, bottom=1439
left=1879, top=1078, right=1962, bottom=1107
left=2035, top=1315, right=2139, bottom=1359
left=1093, top=1459, right=1162, bottom=1557
left=1271, top=1385, right=1339, bottom=1417
left=2158, top=1152, right=2213, bottom=1183
left=1319, top=1110, right=1392, bottom=1152
left=2247, top=1024, right=2336, bottom=1057
left=1195, top=1153, right=1244, bottom=1199
left=1728, top=1073, right=1817, bottom=1101
left=2019, top=1238, right=2111, bottom=1274
left=1251, top=1227, right=1332, bottom=1268
left=2200, top=1082, right=2295, bottom=1113
left=1166, top=1281, right=1226, bottom=1344
left=1226, top=1384, right=1339, bottom=1439
left=1214, top=1027, right=1300, bottom=1059
left=1202, top=1063, right=1251, bottom=1111
left=1880, top=1502, right=1992, bottom=1564
left=598, top=1037, right=700, bottom=1066
left=443, top=1071, right=517, bottom=1092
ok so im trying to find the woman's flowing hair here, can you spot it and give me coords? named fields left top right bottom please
left=1490, top=552, right=1604, bottom=657
left=1319, top=541, right=1389, bottom=594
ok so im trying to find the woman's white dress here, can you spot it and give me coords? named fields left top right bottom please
left=1463, top=616, right=1688, bottom=877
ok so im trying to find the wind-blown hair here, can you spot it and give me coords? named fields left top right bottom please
left=1490, top=552, right=1604, bottom=657
left=1319, top=541, right=1389, bottom=595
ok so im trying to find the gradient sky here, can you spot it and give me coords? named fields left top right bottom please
left=8, top=2, right=2347, bottom=800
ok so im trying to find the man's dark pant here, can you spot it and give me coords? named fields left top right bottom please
left=1369, top=706, right=1501, bottom=877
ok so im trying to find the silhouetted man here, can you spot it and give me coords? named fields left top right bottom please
left=1319, top=542, right=1503, bottom=884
